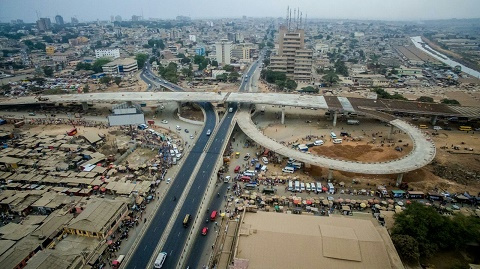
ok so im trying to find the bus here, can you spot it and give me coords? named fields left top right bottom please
left=459, top=126, right=472, bottom=131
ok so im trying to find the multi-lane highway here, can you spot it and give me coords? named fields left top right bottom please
left=182, top=56, right=264, bottom=269
left=125, top=64, right=216, bottom=269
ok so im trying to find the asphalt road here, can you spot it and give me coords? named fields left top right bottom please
left=183, top=56, right=264, bottom=269
left=125, top=64, right=216, bottom=269
left=128, top=57, right=262, bottom=269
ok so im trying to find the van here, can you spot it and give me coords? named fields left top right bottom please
left=183, top=214, right=191, bottom=227
left=305, top=183, right=311, bottom=191
left=316, top=182, right=322, bottom=192
left=298, top=144, right=309, bottom=152
left=154, top=252, right=167, bottom=268
left=228, top=107, right=233, bottom=113
left=262, top=157, right=269, bottom=164
left=294, top=181, right=300, bottom=192
left=419, top=124, right=428, bottom=129
left=327, top=183, right=335, bottom=194
left=288, top=180, right=293, bottom=191
left=282, top=167, right=295, bottom=173
left=333, top=139, right=342, bottom=144
left=245, top=183, right=257, bottom=190
left=234, top=165, right=241, bottom=173
left=347, top=119, right=360, bottom=125
left=433, top=126, right=442, bottom=131
left=244, top=170, right=256, bottom=177
left=300, top=182, right=305, bottom=192
left=330, top=132, right=337, bottom=139
left=314, top=140, right=324, bottom=146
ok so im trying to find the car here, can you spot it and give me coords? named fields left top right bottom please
left=138, top=124, right=148, bottom=130
left=154, top=252, right=167, bottom=269
left=443, top=126, right=452, bottom=130
left=243, top=155, right=251, bottom=161
left=166, top=178, right=171, bottom=184
left=161, top=120, right=168, bottom=124
left=184, top=129, right=189, bottom=133
left=314, top=140, right=324, bottom=146
left=201, top=227, right=208, bottom=235
left=28, top=112, right=36, bottom=116
left=305, top=120, right=312, bottom=123
left=176, top=125, right=181, bottom=130
left=190, top=135, right=194, bottom=139
left=206, top=129, right=211, bottom=136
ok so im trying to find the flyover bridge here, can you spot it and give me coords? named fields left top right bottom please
left=1, top=92, right=479, bottom=119
left=235, top=109, right=436, bottom=177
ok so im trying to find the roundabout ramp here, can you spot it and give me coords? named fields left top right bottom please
left=235, top=110, right=436, bottom=175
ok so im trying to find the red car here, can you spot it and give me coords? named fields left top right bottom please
left=202, top=227, right=208, bottom=235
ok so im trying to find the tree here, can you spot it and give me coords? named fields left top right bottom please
left=147, top=39, right=165, bottom=50
left=83, top=84, right=90, bottom=93
left=76, top=62, right=92, bottom=71
left=223, top=65, right=234, bottom=72
left=417, top=96, right=434, bottom=103
left=391, top=235, right=420, bottom=264
left=299, top=86, right=319, bottom=93
left=322, top=72, right=339, bottom=85
left=194, top=55, right=209, bottom=70
left=135, top=53, right=148, bottom=69
left=99, top=76, right=112, bottom=85
left=373, top=88, right=407, bottom=100
left=181, top=68, right=193, bottom=78
left=211, top=60, right=218, bottom=67
left=42, top=66, right=54, bottom=77
left=92, top=58, right=112, bottom=73
left=228, top=71, right=240, bottom=82
left=180, top=57, right=191, bottom=65
left=334, top=60, right=349, bottom=77
left=114, top=76, right=122, bottom=86
left=42, top=36, right=54, bottom=43
left=285, top=79, right=297, bottom=91
left=441, top=99, right=460, bottom=105
left=216, top=73, right=228, bottom=82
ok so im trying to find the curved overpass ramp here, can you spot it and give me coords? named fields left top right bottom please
left=236, top=110, right=436, bottom=174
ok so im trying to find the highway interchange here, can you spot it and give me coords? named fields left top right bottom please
left=126, top=55, right=263, bottom=268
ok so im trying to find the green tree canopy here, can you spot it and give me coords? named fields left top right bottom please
left=285, top=79, right=297, bottom=91
left=92, top=58, right=112, bottom=73
left=322, top=72, right=339, bottom=85
left=441, top=98, right=460, bottom=105
left=223, top=65, right=234, bottom=72
left=373, top=87, right=407, bottom=100
left=228, top=71, right=240, bottom=82
left=114, top=76, right=122, bottom=86
left=99, top=76, right=112, bottom=85
left=135, top=53, right=148, bottom=69
left=76, top=62, right=92, bottom=71
left=334, top=60, right=349, bottom=77
left=83, top=84, right=90, bottom=93
left=42, top=66, right=54, bottom=77
left=417, top=96, right=434, bottom=103
left=147, top=39, right=165, bottom=50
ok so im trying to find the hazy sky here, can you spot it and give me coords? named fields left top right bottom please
left=1, top=0, right=479, bottom=22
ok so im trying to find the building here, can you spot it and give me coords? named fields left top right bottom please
left=54, top=15, right=64, bottom=25
left=95, top=48, right=120, bottom=59
left=131, top=15, right=142, bottom=21
left=65, top=199, right=128, bottom=239
left=233, top=212, right=403, bottom=269
left=189, top=35, right=196, bottom=42
left=102, top=58, right=138, bottom=75
left=215, top=39, right=233, bottom=65
left=36, top=18, right=51, bottom=31
left=270, top=25, right=313, bottom=82
left=45, top=46, right=55, bottom=55
left=195, top=46, right=205, bottom=56
left=114, top=15, right=122, bottom=22
left=231, top=43, right=254, bottom=61
left=52, top=53, right=73, bottom=64
left=71, top=17, right=79, bottom=25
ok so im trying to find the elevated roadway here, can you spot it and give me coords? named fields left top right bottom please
left=236, top=109, right=436, bottom=174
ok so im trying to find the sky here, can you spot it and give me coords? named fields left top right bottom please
left=0, top=0, right=479, bottom=23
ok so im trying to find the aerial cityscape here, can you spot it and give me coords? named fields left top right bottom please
left=0, top=0, right=479, bottom=269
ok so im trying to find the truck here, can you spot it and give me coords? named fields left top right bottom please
left=347, top=120, right=360, bottom=125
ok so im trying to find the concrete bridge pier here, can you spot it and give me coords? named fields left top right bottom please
left=81, top=102, right=88, bottom=111
left=281, top=106, right=285, bottom=124
left=327, top=169, right=334, bottom=181
left=431, top=115, right=438, bottom=125
left=126, top=101, right=133, bottom=107
left=177, top=101, right=182, bottom=114
left=332, top=111, right=338, bottom=127
left=396, top=173, right=404, bottom=186
left=388, top=125, right=395, bottom=139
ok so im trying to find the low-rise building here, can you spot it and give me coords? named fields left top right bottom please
left=95, top=48, right=120, bottom=59
left=102, top=58, right=138, bottom=75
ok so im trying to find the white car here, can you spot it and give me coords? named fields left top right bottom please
left=314, top=140, right=324, bottom=146
left=154, top=252, right=167, bottom=268
left=166, top=178, right=171, bottom=184
left=176, top=125, right=181, bottom=130
left=161, top=120, right=168, bottom=124
left=190, top=135, right=194, bottom=139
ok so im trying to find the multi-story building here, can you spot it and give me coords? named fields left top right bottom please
left=95, top=48, right=120, bottom=59
left=102, top=58, right=138, bottom=75
left=36, top=18, right=51, bottom=31
left=270, top=25, right=313, bottom=82
left=71, top=17, right=79, bottom=25
left=45, top=46, right=55, bottom=55
left=231, top=43, right=254, bottom=61
left=215, top=39, right=233, bottom=65
left=55, top=15, right=64, bottom=25
left=195, top=46, right=205, bottom=56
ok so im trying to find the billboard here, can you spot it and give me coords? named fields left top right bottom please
left=108, top=113, right=145, bottom=126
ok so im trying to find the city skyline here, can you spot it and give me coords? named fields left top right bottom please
left=0, top=0, right=479, bottom=23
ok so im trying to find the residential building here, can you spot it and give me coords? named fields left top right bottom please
left=71, top=17, right=79, bottom=25
left=215, top=39, right=233, bottom=65
left=95, top=48, right=120, bottom=59
left=54, top=15, right=64, bottom=25
left=45, top=46, right=55, bottom=55
left=189, top=35, right=196, bottom=42
left=231, top=43, right=254, bottom=61
left=270, top=25, right=313, bottom=82
left=65, top=199, right=128, bottom=239
left=36, top=18, right=51, bottom=31
left=102, top=58, right=138, bottom=75
left=52, top=53, right=73, bottom=64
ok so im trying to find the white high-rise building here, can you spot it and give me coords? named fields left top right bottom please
left=95, top=48, right=120, bottom=59
left=215, top=39, right=233, bottom=65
